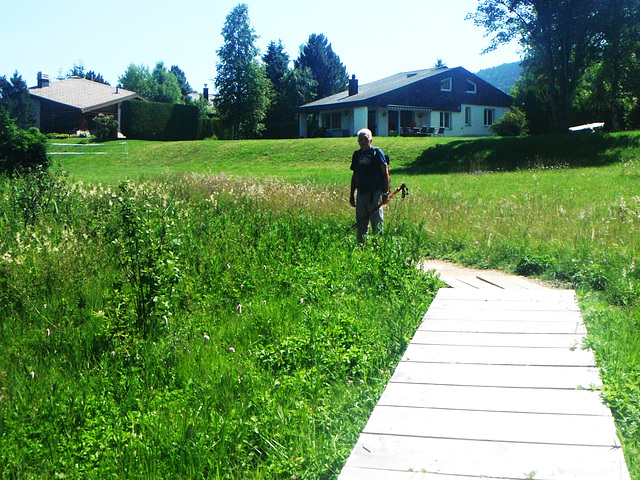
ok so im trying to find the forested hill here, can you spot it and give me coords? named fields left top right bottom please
left=475, top=62, right=522, bottom=94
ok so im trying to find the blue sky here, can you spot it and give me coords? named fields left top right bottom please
left=2, top=0, right=521, bottom=92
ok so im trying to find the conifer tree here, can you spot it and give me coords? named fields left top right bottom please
left=215, top=3, right=268, bottom=139
left=296, top=33, right=348, bottom=100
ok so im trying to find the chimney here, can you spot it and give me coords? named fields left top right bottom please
left=203, top=84, right=209, bottom=101
left=348, top=74, right=358, bottom=96
left=37, top=71, right=50, bottom=88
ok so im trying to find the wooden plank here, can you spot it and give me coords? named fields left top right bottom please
left=401, top=344, right=596, bottom=367
left=410, top=330, right=585, bottom=348
left=362, top=406, right=619, bottom=447
left=377, top=383, right=612, bottom=416
left=342, top=434, right=629, bottom=480
left=418, top=319, right=587, bottom=334
left=476, top=273, right=550, bottom=290
left=434, top=288, right=578, bottom=303
left=423, top=308, right=584, bottom=321
left=390, top=362, right=602, bottom=389
left=338, top=466, right=479, bottom=480
left=439, top=277, right=481, bottom=289
left=430, top=299, right=579, bottom=312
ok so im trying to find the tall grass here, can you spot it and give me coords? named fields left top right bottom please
left=5, top=132, right=640, bottom=477
left=0, top=171, right=438, bottom=479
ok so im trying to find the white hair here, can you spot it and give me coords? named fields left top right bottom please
left=357, top=128, right=372, bottom=140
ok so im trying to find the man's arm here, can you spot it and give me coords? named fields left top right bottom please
left=350, top=171, right=357, bottom=207
left=381, top=162, right=390, bottom=193
left=380, top=161, right=390, bottom=204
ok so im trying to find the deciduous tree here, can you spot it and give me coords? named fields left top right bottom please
left=468, top=0, right=597, bottom=131
left=119, top=64, right=154, bottom=98
left=119, top=63, right=185, bottom=104
left=151, top=62, right=183, bottom=104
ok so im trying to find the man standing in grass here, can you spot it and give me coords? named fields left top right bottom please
left=349, top=128, right=390, bottom=243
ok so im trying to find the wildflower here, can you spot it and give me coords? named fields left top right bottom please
left=299, top=298, right=304, bottom=304
left=30, top=371, right=35, bottom=379
left=203, top=333, right=210, bottom=341
left=229, top=347, right=236, bottom=353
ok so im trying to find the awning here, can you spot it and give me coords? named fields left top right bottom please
left=387, top=104, right=433, bottom=113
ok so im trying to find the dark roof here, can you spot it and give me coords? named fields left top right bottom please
left=299, top=66, right=512, bottom=113
left=29, top=77, right=140, bottom=112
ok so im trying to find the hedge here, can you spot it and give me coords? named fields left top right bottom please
left=120, top=100, right=201, bottom=141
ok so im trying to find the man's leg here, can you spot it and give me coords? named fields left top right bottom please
left=355, top=191, right=369, bottom=243
left=370, top=191, right=384, bottom=236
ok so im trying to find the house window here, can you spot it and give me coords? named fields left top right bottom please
left=400, top=110, right=414, bottom=129
left=331, top=113, right=341, bottom=129
left=440, top=77, right=452, bottom=92
left=466, top=80, right=477, bottom=93
left=484, top=108, right=495, bottom=126
left=323, top=112, right=342, bottom=129
left=465, top=107, right=472, bottom=126
left=440, top=111, right=451, bottom=129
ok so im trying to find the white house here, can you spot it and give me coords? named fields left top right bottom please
left=298, top=66, right=512, bottom=138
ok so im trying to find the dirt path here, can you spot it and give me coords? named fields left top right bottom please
left=421, top=259, right=561, bottom=290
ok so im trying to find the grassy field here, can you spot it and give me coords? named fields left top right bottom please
left=2, top=132, right=640, bottom=478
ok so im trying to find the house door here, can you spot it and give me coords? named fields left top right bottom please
left=388, top=111, right=398, bottom=134
left=368, top=109, right=377, bottom=136
left=401, top=110, right=414, bottom=129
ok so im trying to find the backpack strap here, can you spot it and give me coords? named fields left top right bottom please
left=371, top=147, right=389, bottom=165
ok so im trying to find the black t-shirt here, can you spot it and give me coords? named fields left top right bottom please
left=350, top=146, right=387, bottom=193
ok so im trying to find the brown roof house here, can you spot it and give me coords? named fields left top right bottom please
left=29, top=72, right=142, bottom=135
left=298, top=66, right=512, bottom=138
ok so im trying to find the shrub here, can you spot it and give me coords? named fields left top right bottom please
left=490, top=107, right=529, bottom=137
left=198, top=116, right=217, bottom=139
left=0, top=108, right=48, bottom=175
left=92, top=113, right=119, bottom=139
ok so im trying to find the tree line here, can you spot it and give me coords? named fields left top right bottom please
left=117, top=3, right=349, bottom=139
left=0, top=3, right=348, bottom=141
left=213, top=3, right=347, bottom=139
left=6, top=1, right=639, bottom=140
left=469, top=0, right=640, bottom=133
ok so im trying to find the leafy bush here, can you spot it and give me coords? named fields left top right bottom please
left=92, top=113, right=119, bottom=139
left=0, top=109, right=48, bottom=174
left=490, top=106, right=529, bottom=137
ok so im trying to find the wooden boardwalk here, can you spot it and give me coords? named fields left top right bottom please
left=337, top=262, right=630, bottom=480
